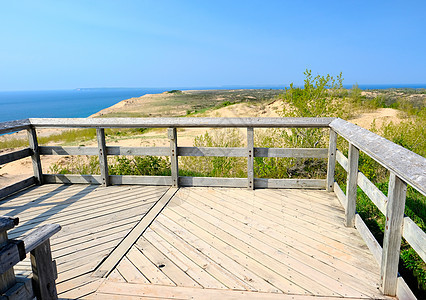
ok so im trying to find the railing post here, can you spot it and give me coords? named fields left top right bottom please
left=96, top=128, right=109, bottom=186
left=247, top=127, right=254, bottom=190
left=30, top=239, right=58, bottom=299
left=326, top=129, right=337, bottom=192
left=380, top=173, right=407, bottom=296
left=345, top=142, right=359, bottom=227
left=168, top=128, right=179, bottom=188
left=27, top=127, right=43, bottom=185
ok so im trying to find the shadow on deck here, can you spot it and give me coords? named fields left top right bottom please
left=0, top=184, right=391, bottom=299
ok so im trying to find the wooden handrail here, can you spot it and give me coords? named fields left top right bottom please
left=28, top=117, right=335, bottom=128
left=330, top=118, right=426, bottom=196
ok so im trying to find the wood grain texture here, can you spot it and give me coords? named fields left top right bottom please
left=336, top=150, right=348, bottom=172
left=0, top=177, right=36, bottom=200
left=96, top=128, right=109, bottom=187
left=357, top=172, right=387, bottom=215
left=27, top=127, right=43, bottom=185
left=29, top=117, right=335, bottom=128
left=255, top=147, right=328, bottom=158
left=381, top=173, right=407, bottom=296
left=22, top=224, right=61, bottom=253
left=247, top=127, right=254, bottom=189
left=0, top=148, right=32, bottom=165
left=403, top=217, right=426, bottom=262
left=94, top=187, right=175, bottom=277
left=330, top=118, right=426, bottom=196
left=345, top=143, right=359, bottom=227
left=0, top=119, right=31, bottom=134
left=168, top=128, right=179, bottom=188
left=326, top=129, right=337, bottom=192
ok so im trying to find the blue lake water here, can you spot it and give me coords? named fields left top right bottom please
left=0, top=88, right=168, bottom=123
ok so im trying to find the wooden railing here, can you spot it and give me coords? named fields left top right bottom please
left=0, top=117, right=425, bottom=298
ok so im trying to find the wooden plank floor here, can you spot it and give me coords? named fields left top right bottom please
left=0, top=183, right=169, bottom=299
left=1, top=185, right=391, bottom=299
left=95, top=187, right=390, bottom=300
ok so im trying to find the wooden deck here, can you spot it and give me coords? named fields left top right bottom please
left=0, top=185, right=391, bottom=299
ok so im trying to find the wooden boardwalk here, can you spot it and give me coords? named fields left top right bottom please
left=0, top=185, right=391, bottom=299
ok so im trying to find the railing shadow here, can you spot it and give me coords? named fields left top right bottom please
left=7, top=184, right=97, bottom=237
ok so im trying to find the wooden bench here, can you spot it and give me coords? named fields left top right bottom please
left=0, top=216, right=61, bottom=300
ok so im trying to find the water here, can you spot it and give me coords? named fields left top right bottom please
left=0, top=88, right=168, bottom=123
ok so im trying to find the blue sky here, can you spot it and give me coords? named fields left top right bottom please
left=0, top=0, right=425, bottom=91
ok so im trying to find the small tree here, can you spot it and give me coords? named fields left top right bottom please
left=280, top=69, right=346, bottom=148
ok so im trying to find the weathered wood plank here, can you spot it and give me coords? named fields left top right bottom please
left=0, top=177, right=36, bottom=200
left=109, top=175, right=172, bottom=186
left=336, top=149, right=348, bottom=172
left=168, top=128, right=178, bottom=188
left=38, top=146, right=329, bottom=159
left=178, top=147, right=245, bottom=157
left=94, top=187, right=177, bottom=277
left=381, top=173, right=407, bottom=296
left=29, top=117, right=335, bottom=129
left=94, top=281, right=342, bottom=299
left=255, top=147, right=328, bottom=158
left=326, top=129, right=337, bottom=192
left=143, top=228, right=229, bottom=290
left=165, top=197, right=361, bottom=296
left=107, top=146, right=169, bottom=156
left=330, top=118, right=426, bottom=196
left=30, top=239, right=59, bottom=299
left=357, top=172, right=387, bottom=215
left=179, top=176, right=247, bottom=188
left=97, top=128, right=109, bottom=186
left=180, top=189, right=382, bottom=296
left=345, top=143, right=359, bottom=227
left=334, top=182, right=347, bottom=210
left=43, top=174, right=102, bottom=184
left=27, top=127, right=43, bottom=185
left=0, top=119, right=31, bottom=135
left=397, top=277, right=417, bottom=300
left=3, top=276, right=35, bottom=300
left=255, top=178, right=326, bottom=189
left=0, top=217, right=19, bottom=232
left=355, top=214, right=382, bottom=265
left=247, top=127, right=254, bottom=189
left=0, top=240, right=25, bottom=274
left=0, top=148, right=32, bottom=165
left=136, top=237, right=201, bottom=287
left=22, top=224, right=61, bottom=253
left=0, top=231, right=16, bottom=294
left=39, top=146, right=98, bottom=155
left=403, top=217, right=425, bottom=262
left=150, top=222, right=256, bottom=291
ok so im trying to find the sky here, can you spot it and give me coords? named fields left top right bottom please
left=0, top=0, right=425, bottom=91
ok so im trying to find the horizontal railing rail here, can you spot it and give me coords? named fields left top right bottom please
left=0, top=117, right=424, bottom=299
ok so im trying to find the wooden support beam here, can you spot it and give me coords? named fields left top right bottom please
left=247, top=127, right=254, bottom=190
left=345, top=142, right=359, bottom=227
left=30, top=239, right=58, bottom=299
left=27, top=127, right=43, bottom=185
left=168, top=128, right=179, bottom=188
left=380, top=173, right=407, bottom=296
left=326, top=129, right=337, bottom=192
left=96, top=128, right=109, bottom=186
